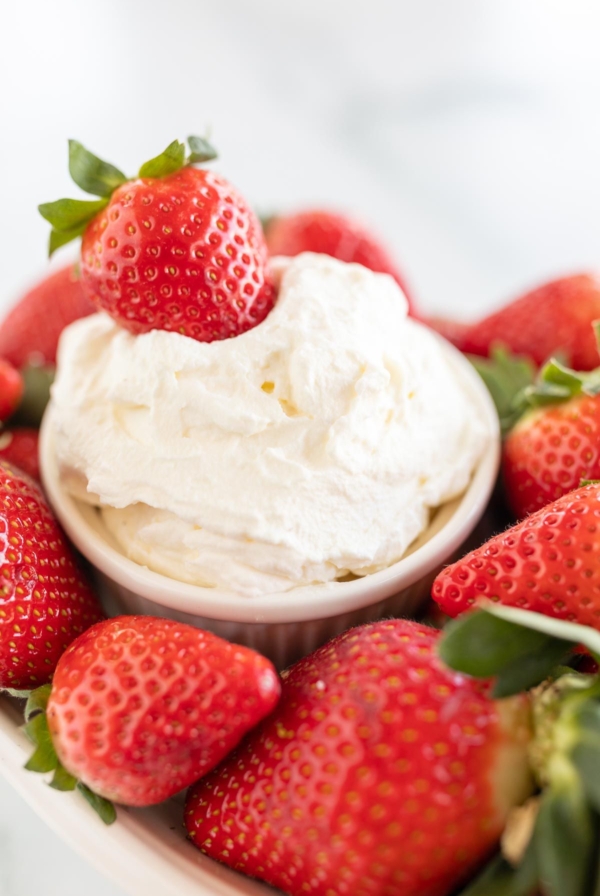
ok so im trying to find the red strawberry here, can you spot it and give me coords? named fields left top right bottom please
left=498, top=339, right=600, bottom=518
left=185, top=619, right=532, bottom=896
left=460, top=274, right=600, bottom=371
left=40, top=139, right=273, bottom=343
left=264, top=209, right=414, bottom=313
left=423, top=315, right=471, bottom=353
left=432, top=482, right=600, bottom=627
left=0, top=462, right=104, bottom=690
left=26, top=616, right=281, bottom=811
left=504, top=393, right=600, bottom=519
left=0, top=359, right=23, bottom=421
left=0, top=428, right=39, bottom=480
left=0, top=265, right=94, bottom=369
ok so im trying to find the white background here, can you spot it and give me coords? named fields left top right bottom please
left=2, top=1, right=600, bottom=893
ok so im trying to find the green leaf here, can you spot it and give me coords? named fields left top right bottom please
left=536, top=786, right=596, bottom=896
left=23, top=713, right=58, bottom=773
left=572, top=742, right=600, bottom=813
left=492, top=640, right=573, bottom=699
left=439, top=610, right=572, bottom=696
left=24, top=683, right=52, bottom=722
left=11, top=364, right=54, bottom=428
left=506, top=837, right=540, bottom=896
left=77, top=783, right=116, bottom=825
left=592, top=830, right=600, bottom=896
left=49, top=763, right=77, bottom=792
left=521, top=355, right=600, bottom=411
left=48, top=226, right=85, bottom=257
left=459, top=854, right=515, bottom=896
left=571, top=701, right=600, bottom=813
left=68, top=140, right=127, bottom=198
left=38, top=197, right=108, bottom=232
left=469, top=345, right=535, bottom=435
left=518, top=379, right=574, bottom=408
left=187, top=135, right=217, bottom=164
left=459, top=841, right=539, bottom=896
left=2, top=688, right=31, bottom=699
left=138, top=140, right=186, bottom=179
left=483, top=604, right=600, bottom=662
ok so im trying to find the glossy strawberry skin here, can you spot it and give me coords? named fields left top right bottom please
left=265, top=209, right=414, bottom=312
left=47, top=616, right=281, bottom=807
left=0, top=360, right=23, bottom=421
left=0, top=429, right=40, bottom=480
left=0, top=265, right=94, bottom=369
left=503, top=394, right=600, bottom=519
left=185, top=620, right=531, bottom=896
left=80, top=168, right=273, bottom=342
left=0, top=463, right=104, bottom=689
left=461, top=275, right=600, bottom=370
left=433, top=483, right=600, bottom=626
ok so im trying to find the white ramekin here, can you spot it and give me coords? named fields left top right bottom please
left=40, top=340, right=499, bottom=669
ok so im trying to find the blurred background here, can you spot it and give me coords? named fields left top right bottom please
left=2, top=0, right=600, bottom=892
left=4, top=0, right=600, bottom=322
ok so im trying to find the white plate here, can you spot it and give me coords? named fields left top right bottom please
left=0, top=694, right=271, bottom=896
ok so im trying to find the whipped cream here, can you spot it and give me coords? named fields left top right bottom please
left=50, top=253, right=489, bottom=597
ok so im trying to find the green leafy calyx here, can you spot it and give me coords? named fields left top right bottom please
left=520, top=358, right=600, bottom=409
left=22, top=683, right=116, bottom=824
left=443, top=608, right=600, bottom=895
left=39, top=135, right=217, bottom=257
left=472, top=326, right=600, bottom=438
left=439, top=605, right=577, bottom=698
left=513, top=323, right=600, bottom=419
left=469, top=345, right=535, bottom=437
left=68, top=141, right=127, bottom=198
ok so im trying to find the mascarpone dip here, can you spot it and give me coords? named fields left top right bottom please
left=50, top=253, right=489, bottom=597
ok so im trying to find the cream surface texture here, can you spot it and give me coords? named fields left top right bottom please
left=50, top=253, right=489, bottom=596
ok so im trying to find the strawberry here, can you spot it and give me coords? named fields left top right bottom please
left=23, top=616, right=280, bottom=816
left=264, top=209, right=414, bottom=313
left=423, top=315, right=471, bottom=352
left=39, top=138, right=273, bottom=342
left=432, top=482, right=600, bottom=628
left=500, top=344, right=600, bottom=518
left=0, top=359, right=23, bottom=421
left=504, top=393, right=600, bottom=519
left=459, top=274, right=600, bottom=371
left=0, top=428, right=39, bottom=480
left=185, top=619, right=532, bottom=896
left=0, top=462, right=104, bottom=690
left=0, top=265, right=94, bottom=369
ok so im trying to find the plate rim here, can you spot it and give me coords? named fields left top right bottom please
left=0, top=695, right=272, bottom=896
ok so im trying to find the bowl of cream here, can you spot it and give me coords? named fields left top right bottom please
left=41, top=254, right=499, bottom=667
